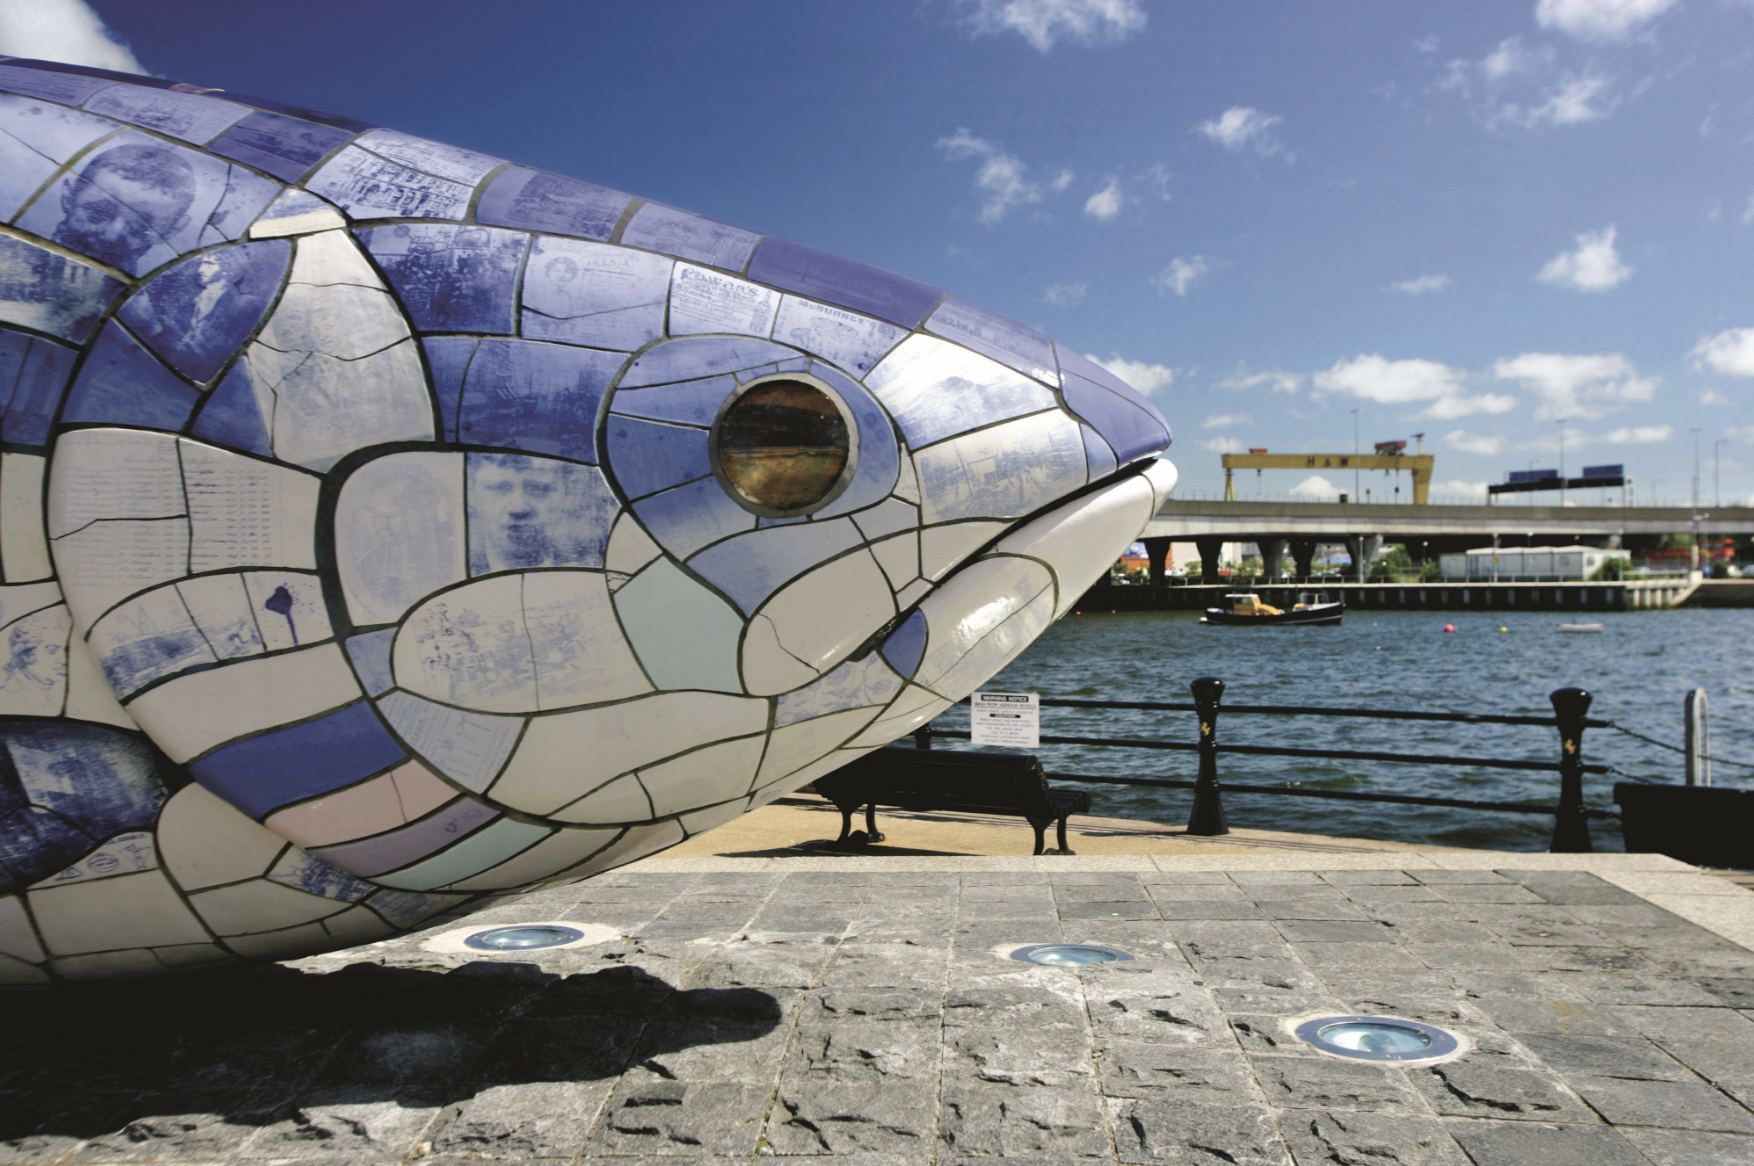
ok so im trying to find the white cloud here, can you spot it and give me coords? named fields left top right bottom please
left=1535, top=0, right=1678, bottom=42
left=1392, top=274, right=1451, bottom=295
left=1492, top=352, right=1657, bottom=420
left=1443, top=38, right=1617, bottom=130
left=1537, top=225, right=1632, bottom=291
left=1202, top=412, right=1253, bottom=430
left=1726, top=426, right=1754, bottom=443
left=1087, top=352, right=1177, bottom=394
left=1445, top=430, right=1505, bottom=456
left=1742, top=192, right=1754, bottom=225
left=1152, top=256, right=1210, bottom=297
left=1199, top=436, right=1248, bottom=454
left=1313, top=354, right=1516, bottom=420
left=958, top=0, right=1147, bottom=51
left=1084, top=179, right=1122, bottom=220
left=1043, top=281, right=1087, bottom=307
left=1603, top=424, right=1673, bottom=443
left=1195, top=107, right=1284, bottom=156
left=0, top=0, right=142, bottom=72
left=1482, top=36, right=1533, bottom=82
left=1690, top=328, right=1754, bottom=377
left=1529, top=75, right=1614, bottom=125
left=1431, top=479, right=1490, bottom=501
left=1217, top=368, right=1304, bottom=394
left=936, top=129, right=1069, bottom=223
left=1699, top=388, right=1732, bottom=407
left=1290, top=474, right=1341, bottom=498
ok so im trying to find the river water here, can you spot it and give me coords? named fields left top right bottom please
left=930, top=607, right=1754, bottom=851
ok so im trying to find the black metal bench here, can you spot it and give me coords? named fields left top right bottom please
left=812, top=747, right=1091, bottom=855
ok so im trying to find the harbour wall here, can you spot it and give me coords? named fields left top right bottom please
left=1073, top=577, right=1752, bottom=613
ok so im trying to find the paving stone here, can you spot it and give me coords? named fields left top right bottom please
left=1518, top=1033, right=1694, bottom=1081
left=1056, top=901, right=1162, bottom=921
left=1432, top=886, right=1547, bottom=904
left=939, top=1080, right=1111, bottom=1158
left=1274, top=919, right=1396, bottom=944
left=1414, top=871, right=1514, bottom=884
left=1404, top=943, right=1548, bottom=971
left=1321, top=871, right=1423, bottom=885
left=1565, top=974, right=1724, bottom=1006
left=1249, top=1054, right=1429, bottom=1113
left=766, top=1076, right=937, bottom=1154
left=1568, top=1074, right=1754, bottom=1133
left=1256, top=900, right=1371, bottom=922
left=1229, top=1014, right=1322, bottom=1059
left=1697, top=977, right=1754, bottom=1009
left=1504, top=872, right=1649, bottom=906
left=1653, top=1039, right=1754, bottom=1103
left=1292, top=942, right=1428, bottom=969
left=420, top=1081, right=606, bottom=1160
left=1469, top=996, right=1634, bottom=1036
left=64, top=1091, right=284, bottom=1164
left=1156, top=900, right=1266, bottom=921
left=1443, top=1117, right=1654, bottom=1165
left=1535, top=947, right=1662, bottom=975
left=1613, top=1004, right=1754, bottom=1042
left=587, top=1080, right=771, bottom=1156
left=237, top=1090, right=442, bottom=1158
left=1096, top=1041, right=1256, bottom=1101
left=1620, top=1127, right=1754, bottom=1165
left=1111, top=1099, right=1292, bottom=1165
left=1278, top=1110, right=1470, bottom=1165
left=1413, top=1062, right=1594, bottom=1122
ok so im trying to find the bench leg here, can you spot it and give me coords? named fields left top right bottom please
left=864, top=804, right=886, bottom=844
left=1056, top=814, right=1075, bottom=856
left=1030, top=820, right=1047, bottom=856
left=834, top=803, right=856, bottom=843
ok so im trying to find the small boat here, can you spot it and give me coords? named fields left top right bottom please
left=1202, top=591, right=1344, bottom=626
left=1558, top=622, right=1605, bottom=633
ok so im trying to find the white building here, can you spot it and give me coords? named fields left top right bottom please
left=1437, top=545, right=1615, bottom=582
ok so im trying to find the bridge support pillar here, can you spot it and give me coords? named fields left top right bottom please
left=1289, top=539, right=1317, bottom=582
left=1258, top=536, right=1290, bottom=582
left=1345, top=534, right=1382, bottom=583
left=1143, top=536, right=1173, bottom=592
left=1195, top=537, right=1225, bottom=586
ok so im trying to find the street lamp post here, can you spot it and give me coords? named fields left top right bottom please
left=1692, top=427, right=1703, bottom=509
left=1715, top=439, right=1726, bottom=508
left=1558, top=420, right=1566, bottom=508
left=1351, top=408, right=1362, bottom=502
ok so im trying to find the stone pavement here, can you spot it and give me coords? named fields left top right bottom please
left=2, top=854, right=1752, bottom=1165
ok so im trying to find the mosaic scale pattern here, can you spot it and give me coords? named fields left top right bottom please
left=0, top=57, right=1175, bottom=982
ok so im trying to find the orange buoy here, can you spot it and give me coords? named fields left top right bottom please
left=1443, top=623, right=1456, bottom=633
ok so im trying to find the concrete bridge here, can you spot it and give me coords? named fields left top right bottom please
left=1140, top=499, right=1754, bottom=583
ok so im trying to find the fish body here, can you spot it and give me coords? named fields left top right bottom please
left=0, top=57, right=1174, bottom=982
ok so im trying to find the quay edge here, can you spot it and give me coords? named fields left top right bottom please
left=1076, top=577, right=1754, bottom=613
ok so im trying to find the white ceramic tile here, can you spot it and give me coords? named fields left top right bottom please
left=188, top=879, right=348, bottom=937
left=304, top=145, right=473, bottom=221
left=220, top=921, right=334, bottom=960
left=264, top=760, right=449, bottom=849
left=28, top=830, right=155, bottom=888
left=175, top=574, right=263, bottom=661
left=604, top=511, right=662, bottom=575
left=46, top=429, right=184, bottom=539
left=667, top=263, right=778, bottom=337
left=892, top=453, right=920, bottom=504
left=253, top=339, right=432, bottom=473
left=335, top=452, right=467, bottom=627
left=158, top=783, right=287, bottom=891
left=914, top=556, right=1055, bottom=699
left=0, top=603, right=67, bottom=715
left=62, top=632, right=132, bottom=727
left=747, top=744, right=880, bottom=805
left=87, top=585, right=215, bottom=698
left=756, top=706, right=882, bottom=786
left=851, top=683, right=953, bottom=747
left=320, top=905, right=397, bottom=947
left=27, top=869, right=210, bottom=955
left=992, top=472, right=1156, bottom=618
left=49, top=949, right=167, bottom=981
left=393, top=574, right=537, bottom=714
left=0, top=895, right=44, bottom=964
left=126, top=642, right=361, bottom=764
left=638, top=733, right=767, bottom=816
left=521, top=235, right=670, bottom=350
left=739, top=614, right=820, bottom=695
left=51, top=517, right=191, bottom=621
left=289, top=229, right=382, bottom=287
left=0, top=453, right=50, bottom=582
left=1142, top=457, right=1178, bottom=508
left=870, top=531, right=919, bottom=589
left=851, top=497, right=919, bottom=542
left=613, top=556, right=746, bottom=693
left=522, top=571, right=651, bottom=710
left=249, top=190, right=347, bottom=239
left=564, top=819, right=685, bottom=880
left=919, top=521, right=1007, bottom=582
left=241, top=571, right=331, bottom=651
left=489, top=689, right=768, bottom=816
left=260, top=279, right=410, bottom=360
left=354, top=128, right=506, bottom=186
left=0, top=580, right=62, bottom=629
left=180, top=440, right=320, bottom=572
left=914, top=410, right=1087, bottom=525
left=743, top=550, right=894, bottom=695
left=772, top=295, right=906, bottom=377
left=445, top=825, right=619, bottom=891
left=774, top=651, right=904, bottom=727
left=549, top=772, right=654, bottom=825
left=374, top=691, right=523, bottom=792
left=895, top=579, right=932, bottom=609
left=865, top=334, right=1057, bottom=449
left=679, top=800, right=745, bottom=837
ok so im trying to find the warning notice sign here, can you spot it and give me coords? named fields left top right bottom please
left=969, top=691, right=1040, bottom=749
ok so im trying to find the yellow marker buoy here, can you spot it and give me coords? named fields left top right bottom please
left=1500, top=626, right=1508, bottom=633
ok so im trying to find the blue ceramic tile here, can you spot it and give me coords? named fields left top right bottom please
left=190, top=361, right=272, bottom=456
left=208, top=110, right=353, bottom=183
left=0, top=64, right=112, bottom=105
left=119, top=239, right=291, bottom=383
left=618, top=336, right=794, bottom=387
left=423, top=336, right=475, bottom=443
left=82, top=83, right=249, bottom=145
left=632, top=476, right=757, bottom=560
left=266, top=848, right=374, bottom=901
left=667, top=263, right=777, bottom=337
left=61, top=321, right=200, bottom=431
left=363, top=887, right=455, bottom=928
left=865, top=335, right=1057, bottom=450
left=880, top=609, right=927, bottom=677
left=375, top=691, right=522, bottom=792
left=0, top=328, right=76, bottom=448
left=201, top=90, right=373, bottom=134
left=804, top=363, right=900, bottom=521
left=609, top=374, right=735, bottom=428
left=603, top=415, right=711, bottom=500
left=306, top=145, right=473, bottom=221
left=0, top=232, right=124, bottom=343
left=310, top=796, right=498, bottom=878
left=0, top=94, right=118, bottom=220
left=775, top=652, right=904, bottom=726
left=189, top=699, right=408, bottom=819
left=520, top=235, right=669, bottom=351
left=773, top=296, right=906, bottom=377
left=354, top=128, right=504, bottom=186
left=370, top=817, right=552, bottom=890
left=252, top=187, right=342, bottom=232
left=0, top=721, right=165, bottom=893
left=621, top=201, right=760, bottom=271
left=358, top=224, right=526, bottom=333
left=1054, top=343, right=1172, bottom=464
left=199, top=167, right=279, bottom=245
left=466, top=453, right=619, bottom=573
left=746, top=237, right=942, bottom=329
left=454, top=338, right=621, bottom=463
left=476, top=166, right=631, bottom=241
left=925, top=295, right=1059, bottom=385
left=1081, top=424, right=1118, bottom=482
left=344, top=628, right=398, bottom=697
left=687, top=519, right=864, bottom=616
left=91, top=588, right=215, bottom=695
left=16, top=131, right=239, bottom=276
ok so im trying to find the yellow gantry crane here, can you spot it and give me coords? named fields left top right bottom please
left=1222, top=442, right=1436, bottom=504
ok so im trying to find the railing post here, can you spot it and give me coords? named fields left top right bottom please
left=1549, top=687, right=1593, bottom=853
left=1684, top=688, right=1710, bottom=787
left=1187, top=676, right=1230, bottom=836
left=914, top=724, right=932, bottom=750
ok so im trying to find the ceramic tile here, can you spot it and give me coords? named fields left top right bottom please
left=0, top=602, right=68, bottom=715
left=207, top=109, right=354, bottom=182
left=265, top=846, right=375, bottom=901
left=603, top=415, right=712, bottom=500
left=605, top=511, right=663, bottom=575
left=679, top=799, right=747, bottom=835
left=925, top=295, right=1060, bottom=385
left=354, top=128, right=505, bottom=185
left=249, top=187, right=347, bottom=238
left=740, top=612, right=819, bottom=695
left=181, top=440, right=321, bottom=572
left=688, top=518, right=864, bottom=615
left=188, top=877, right=351, bottom=936
left=0, top=453, right=52, bottom=582
left=668, top=262, right=779, bottom=337
left=0, top=894, right=46, bottom=964
left=467, top=453, right=619, bottom=572
left=199, top=167, right=280, bottom=245
left=611, top=374, right=736, bottom=427
left=747, top=237, right=942, bottom=328
left=287, top=225, right=380, bottom=286
left=364, top=885, right=467, bottom=928
left=852, top=684, right=951, bottom=746
left=851, top=497, right=920, bottom=543
left=304, top=144, right=473, bottom=220
left=802, top=363, right=903, bottom=520
left=445, top=824, right=619, bottom=891
left=188, top=698, right=405, bottom=818
left=29, top=827, right=156, bottom=888
left=773, top=295, right=906, bottom=376
left=758, top=707, right=882, bottom=787
left=255, top=259, right=411, bottom=355
left=175, top=573, right=263, bottom=661
left=521, top=235, right=670, bottom=350
left=247, top=333, right=431, bottom=473
left=0, top=721, right=163, bottom=889
left=991, top=471, right=1157, bottom=617
left=0, top=329, right=77, bottom=450
left=871, top=531, right=920, bottom=588
left=742, top=549, right=894, bottom=691
left=343, top=627, right=397, bottom=696
left=618, top=335, right=794, bottom=387
left=0, top=230, right=124, bottom=344
left=524, top=570, right=651, bottom=708
left=1082, top=424, right=1119, bottom=482
left=774, top=649, right=904, bottom=727
left=311, top=795, right=499, bottom=878
left=374, top=817, right=554, bottom=891
left=82, top=83, right=250, bottom=145
left=394, top=573, right=538, bottom=713
left=621, top=201, right=760, bottom=270
left=61, top=631, right=132, bottom=727
left=446, top=327, right=610, bottom=458
left=241, top=571, right=329, bottom=650
left=866, top=334, right=1058, bottom=450
left=639, top=733, right=767, bottom=816
left=1054, top=344, right=1172, bottom=463
left=0, top=94, right=117, bottom=220
left=477, top=165, right=632, bottom=239
left=914, top=410, right=1088, bottom=524
left=915, top=557, right=1055, bottom=696
left=374, top=690, right=524, bottom=792
left=51, top=517, right=190, bottom=620
left=119, top=239, right=291, bottom=382
left=334, top=452, right=467, bottom=626
left=919, top=521, right=1007, bottom=582
left=263, top=759, right=452, bottom=849
left=0, top=63, right=113, bottom=104
left=156, top=783, right=285, bottom=890
left=553, top=772, right=653, bottom=824
left=0, top=580, right=62, bottom=629
left=190, top=361, right=273, bottom=456
left=26, top=868, right=208, bottom=955
left=613, top=556, right=746, bottom=693
left=60, top=321, right=200, bottom=431
left=87, top=584, right=216, bottom=697
left=879, top=610, right=928, bottom=679
left=359, top=223, right=526, bottom=333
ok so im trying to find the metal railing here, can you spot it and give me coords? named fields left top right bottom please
left=912, top=680, right=1612, bottom=852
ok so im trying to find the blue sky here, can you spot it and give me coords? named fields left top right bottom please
left=8, top=0, right=1753, bottom=505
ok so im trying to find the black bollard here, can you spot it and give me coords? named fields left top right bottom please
left=1549, top=687, right=1593, bottom=853
left=1187, top=676, right=1230, bottom=836
left=914, top=724, right=932, bottom=750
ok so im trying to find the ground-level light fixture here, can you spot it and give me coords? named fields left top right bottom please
left=1009, top=943, right=1135, bottom=966
left=1294, top=1014, right=1461, bottom=1064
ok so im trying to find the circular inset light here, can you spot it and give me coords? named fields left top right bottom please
left=714, top=378, right=851, bottom=515
left=1009, top=943, right=1135, bottom=966
left=464, top=925, right=586, bottom=951
left=1294, top=1015, right=1460, bottom=1063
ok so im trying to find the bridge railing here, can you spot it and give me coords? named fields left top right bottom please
left=911, top=680, right=1612, bottom=852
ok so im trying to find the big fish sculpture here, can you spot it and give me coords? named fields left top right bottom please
left=0, top=58, right=1174, bottom=982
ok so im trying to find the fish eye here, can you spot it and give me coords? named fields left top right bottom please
left=713, top=376, right=853, bottom=515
